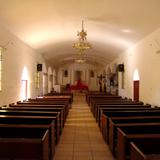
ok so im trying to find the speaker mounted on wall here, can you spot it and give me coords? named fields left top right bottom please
left=118, top=64, right=124, bottom=72
left=37, top=64, right=43, bottom=72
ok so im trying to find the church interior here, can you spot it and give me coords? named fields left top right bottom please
left=0, top=0, right=160, bottom=160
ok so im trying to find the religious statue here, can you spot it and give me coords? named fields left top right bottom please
left=97, top=74, right=104, bottom=92
left=97, top=74, right=107, bottom=93
left=103, top=77, right=107, bottom=93
left=99, top=78, right=103, bottom=92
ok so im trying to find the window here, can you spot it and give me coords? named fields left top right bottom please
left=21, top=80, right=28, bottom=100
left=0, top=48, right=2, bottom=91
left=35, top=72, right=40, bottom=88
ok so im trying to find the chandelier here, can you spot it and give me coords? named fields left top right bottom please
left=75, top=52, right=86, bottom=63
left=73, top=20, right=92, bottom=53
left=75, top=58, right=86, bottom=63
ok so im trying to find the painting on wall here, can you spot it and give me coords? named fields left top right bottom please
left=63, top=70, right=68, bottom=77
left=90, top=70, right=94, bottom=78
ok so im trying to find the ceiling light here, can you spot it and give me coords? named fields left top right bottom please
left=122, top=29, right=131, bottom=33
left=73, top=20, right=92, bottom=53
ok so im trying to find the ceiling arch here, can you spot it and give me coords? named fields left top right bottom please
left=0, top=0, right=160, bottom=67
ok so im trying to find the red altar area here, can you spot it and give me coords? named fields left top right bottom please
left=70, top=80, right=88, bottom=91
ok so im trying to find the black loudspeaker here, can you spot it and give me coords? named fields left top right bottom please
left=37, top=64, right=42, bottom=72
left=118, top=64, right=124, bottom=72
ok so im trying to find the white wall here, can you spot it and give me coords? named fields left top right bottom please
left=57, top=63, right=99, bottom=91
left=111, top=28, right=160, bottom=106
left=0, top=24, right=49, bottom=106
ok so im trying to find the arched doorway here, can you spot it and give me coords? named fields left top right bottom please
left=133, top=69, right=140, bottom=101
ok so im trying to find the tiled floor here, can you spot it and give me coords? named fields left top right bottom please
left=54, top=93, right=115, bottom=160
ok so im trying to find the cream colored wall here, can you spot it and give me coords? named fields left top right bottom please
left=0, top=25, right=49, bottom=106
left=111, top=28, right=160, bottom=106
left=57, top=63, right=99, bottom=91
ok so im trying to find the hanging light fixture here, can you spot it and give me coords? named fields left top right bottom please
left=73, top=20, right=92, bottom=53
left=75, top=52, right=86, bottom=63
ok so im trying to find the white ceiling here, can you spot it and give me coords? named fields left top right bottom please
left=0, top=0, right=160, bottom=67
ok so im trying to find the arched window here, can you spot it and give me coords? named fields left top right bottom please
left=0, top=48, right=2, bottom=91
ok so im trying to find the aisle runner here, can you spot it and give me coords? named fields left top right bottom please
left=54, top=93, right=114, bottom=160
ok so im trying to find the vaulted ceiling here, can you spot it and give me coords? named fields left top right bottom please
left=0, top=0, right=160, bottom=67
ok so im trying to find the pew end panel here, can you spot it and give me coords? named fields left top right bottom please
left=130, top=139, right=160, bottom=160
left=117, top=128, right=127, bottom=160
left=130, top=142, right=147, bottom=160
left=0, top=128, right=50, bottom=160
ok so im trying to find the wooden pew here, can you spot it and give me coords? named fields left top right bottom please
left=101, top=110, right=160, bottom=144
left=109, top=117, right=160, bottom=155
left=10, top=103, right=67, bottom=123
left=117, top=124, right=160, bottom=160
left=98, top=104, right=151, bottom=126
left=0, top=127, right=49, bottom=160
left=0, top=110, right=60, bottom=144
left=35, top=96, right=71, bottom=105
left=99, top=105, right=152, bottom=128
left=89, top=96, right=122, bottom=108
left=27, top=98, right=70, bottom=110
left=130, top=139, right=160, bottom=160
left=88, top=95, right=121, bottom=106
left=91, top=100, right=143, bottom=115
left=15, top=102, right=69, bottom=119
left=0, top=116, right=55, bottom=159
left=2, top=106, right=65, bottom=130
left=45, top=92, right=73, bottom=103
left=85, top=92, right=110, bottom=105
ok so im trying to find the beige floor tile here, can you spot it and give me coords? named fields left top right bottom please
left=54, top=93, right=114, bottom=160
left=92, top=151, right=112, bottom=157
left=55, top=151, right=73, bottom=157
left=56, top=144, right=74, bottom=152
left=74, top=143, right=91, bottom=152
left=54, top=156, right=73, bottom=160
left=93, top=156, right=115, bottom=160
left=73, top=151, right=93, bottom=160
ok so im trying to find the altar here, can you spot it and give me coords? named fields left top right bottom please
left=70, top=80, right=88, bottom=91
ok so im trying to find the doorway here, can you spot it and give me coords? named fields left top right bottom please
left=133, top=69, right=140, bottom=101
left=133, top=80, right=139, bottom=101
left=74, top=70, right=83, bottom=82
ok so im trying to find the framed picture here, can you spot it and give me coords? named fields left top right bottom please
left=90, top=70, right=94, bottom=78
left=63, top=70, right=68, bottom=77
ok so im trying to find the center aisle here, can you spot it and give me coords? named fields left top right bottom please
left=54, top=93, right=115, bottom=160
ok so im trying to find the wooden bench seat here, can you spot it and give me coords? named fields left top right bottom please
left=89, top=96, right=122, bottom=107
left=0, top=127, right=49, bottom=160
left=86, top=94, right=117, bottom=105
left=109, top=117, right=160, bottom=155
left=130, top=140, right=160, bottom=160
left=117, top=124, right=160, bottom=160
left=26, top=98, right=70, bottom=110
left=36, top=95, right=72, bottom=103
left=15, top=102, right=69, bottom=119
left=45, top=92, right=73, bottom=102
left=85, top=92, right=109, bottom=104
left=0, top=117, right=55, bottom=159
left=101, top=110, right=160, bottom=145
left=1, top=106, right=65, bottom=131
left=98, top=104, right=151, bottom=126
left=0, top=110, right=60, bottom=144
left=10, top=103, right=67, bottom=123
left=91, top=100, right=143, bottom=115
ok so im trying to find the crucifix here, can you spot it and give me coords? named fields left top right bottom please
left=97, top=74, right=106, bottom=92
